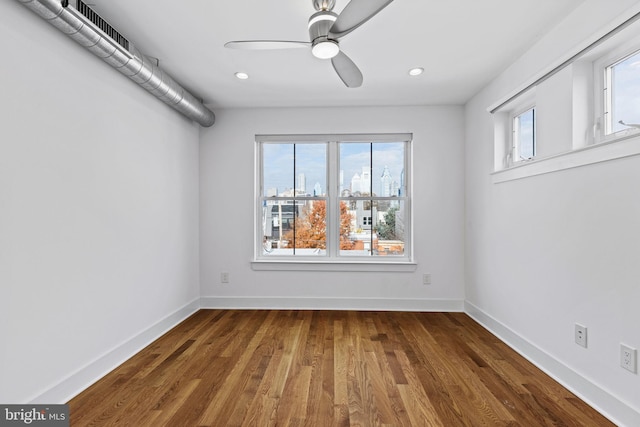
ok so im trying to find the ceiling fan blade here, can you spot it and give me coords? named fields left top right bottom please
left=331, top=51, right=363, bottom=88
left=224, top=40, right=311, bottom=50
left=329, top=0, right=393, bottom=39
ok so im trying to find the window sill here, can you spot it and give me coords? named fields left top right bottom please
left=492, top=132, right=640, bottom=183
left=251, top=260, right=417, bottom=272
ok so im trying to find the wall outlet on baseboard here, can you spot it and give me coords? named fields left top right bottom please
left=575, top=324, right=587, bottom=348
left=220, top=272, right=229, bottom=283
left=621, top=344, right=637, bottom=373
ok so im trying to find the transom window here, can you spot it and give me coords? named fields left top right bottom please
left=256, top=134, right=411, bottom=262
left=490, top=11, right=640, bottom=182
left=604, top=48, right=640, bottom=136
left=513, top=107, right=536, bottom=162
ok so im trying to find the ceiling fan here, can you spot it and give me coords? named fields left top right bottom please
left=224, top=0, right=394, bottom=88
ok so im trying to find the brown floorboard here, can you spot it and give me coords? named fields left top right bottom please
left=68, top=310, right=615, bottom=426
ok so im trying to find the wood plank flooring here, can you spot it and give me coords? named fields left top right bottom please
left=68, top=310, right=614, bottom=426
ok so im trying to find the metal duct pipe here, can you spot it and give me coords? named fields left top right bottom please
left=16, top=0, right=215, bottom=127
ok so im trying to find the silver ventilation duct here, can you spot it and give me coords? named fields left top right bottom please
left=16, top=0, right=216, bottom=127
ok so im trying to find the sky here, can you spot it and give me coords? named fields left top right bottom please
left=612, top=50, right=640, bottom=133
left=516, top=108, right=535, bottom=160
left=263, top=141, right=405, bottom=197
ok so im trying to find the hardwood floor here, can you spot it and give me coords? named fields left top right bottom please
left=68, top=310, right=614, bottom=426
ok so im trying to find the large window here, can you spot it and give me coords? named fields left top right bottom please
left=256, top=134, right=411, bottom=262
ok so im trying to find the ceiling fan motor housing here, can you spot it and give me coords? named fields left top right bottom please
left=308, top=10, right=338, bottom=43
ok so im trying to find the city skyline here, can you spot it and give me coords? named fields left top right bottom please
left=263, top=142, right=405, bottom=197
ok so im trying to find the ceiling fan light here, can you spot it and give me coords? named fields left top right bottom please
left=312, top=40, right=339, bottom=59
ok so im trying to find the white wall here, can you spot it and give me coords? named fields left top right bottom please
left=200, top=106, right=465, bottom=310
left=0, top=2, right=200, bottom=403
left=5, top=0, right=637, bottom=421
left=465, top=1, right=640, bottom=425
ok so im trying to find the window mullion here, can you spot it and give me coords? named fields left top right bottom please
left=513, top=115, right=519, bottom=162
left=327, top=141, right=338, bottom=257
left=292, top=144, right=296, bottom=255
left=604, top=66, right=612, bottom=135
left=529, top=108, right=536, bottom=160
left=369, top=143, right=373, bottom=256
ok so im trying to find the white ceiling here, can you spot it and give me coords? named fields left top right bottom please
left=89, top=0, right=585, bottom=109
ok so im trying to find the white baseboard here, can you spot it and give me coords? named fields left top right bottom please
left=464, top=301, right=640, bottom=427
left=29, top=298, right=200, bottom=404
left=200, top=296, right=464, bottom=312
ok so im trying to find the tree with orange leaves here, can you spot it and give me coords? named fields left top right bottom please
left=338, top=201, right=355, bottom=250
left=284, top=201, right=354, bottom=250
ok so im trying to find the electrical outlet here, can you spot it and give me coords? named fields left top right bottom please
left=220, top=272, right=229, bottom=283
left=621, top=344, right=637, bottom=373
left=422, top=274, right=431, bottom=285
left=575, top=324, right=587, bottom=348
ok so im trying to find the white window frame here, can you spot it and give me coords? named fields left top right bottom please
left=511, top=105, right=536, bottom=163
left=252, top=133, right=415, bottom=272
left=493, top=87, right=536, bottom=169
left=594, top=43, right=640, bottom=143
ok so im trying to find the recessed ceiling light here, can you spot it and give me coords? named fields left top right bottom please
left=408, top=67, right=424, bottom=76
left=235, top=72, right=249, bottom=80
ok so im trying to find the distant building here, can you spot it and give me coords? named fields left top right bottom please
left=266, top=204, right=299, bottom=243
left=381, top=165, right=400, bottom=197
left=297, top=173, right=306, bottom=194
left=355, top=201, right=375, bottom=230
left=381, top=165, right=392, bottom=196
left=360, top=167, right=371, bottom=193
left=266, top=187, right=278, bottom=197
left=351, top=167, right=372, bottom=194
left=350, top=173, right=361, bottom=193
